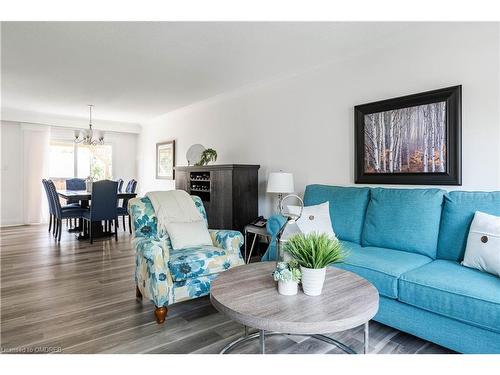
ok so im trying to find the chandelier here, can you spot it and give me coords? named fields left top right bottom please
left=74, top=105, right=104, bottom=145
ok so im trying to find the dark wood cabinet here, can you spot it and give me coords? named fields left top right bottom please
left=174, top=164, right=260, bottom=232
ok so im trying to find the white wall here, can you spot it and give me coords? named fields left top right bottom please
left=0, top=121, right=139, bottom=226
left=138, top=23, right=500, bottom=218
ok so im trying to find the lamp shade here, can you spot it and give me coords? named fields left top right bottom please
left=266, top=172, right=294, bottom=194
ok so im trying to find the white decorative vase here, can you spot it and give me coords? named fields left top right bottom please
left=278, top=280, right=298, bottom=296
left=300, top=266, right=326, bottom=296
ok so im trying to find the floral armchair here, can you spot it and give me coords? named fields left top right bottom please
left=128, top=195, right=244, bottom=323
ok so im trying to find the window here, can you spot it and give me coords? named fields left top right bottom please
left=49, top=141, right=75, bottom=178
left=49, top=141, right=113, bottom=181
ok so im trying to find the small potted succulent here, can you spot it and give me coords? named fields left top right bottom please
left=284, top=232, right=346, bottom=296
left=272, top=260, right=302, bottom=296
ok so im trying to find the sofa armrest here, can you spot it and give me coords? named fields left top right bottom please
left=209, top=229, right=244, bottom=254
left=260, top=214, right=287, bottom=262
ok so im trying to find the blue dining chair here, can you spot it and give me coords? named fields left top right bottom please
left=65, top=178, right=86, bottom=227
left=117, top=179, right=137, bottom=233
left=116, top=178, right=124, bottom=193
left=81, top=180, right=118, bottom=244
left=42, top=179, right=56, bottom=234
left=46, top=180, right=87, bottom=242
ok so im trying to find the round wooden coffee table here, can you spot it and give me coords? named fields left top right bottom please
left=210, top=262, right=379, bottom=354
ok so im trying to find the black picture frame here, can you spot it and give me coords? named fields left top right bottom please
left=355, top=85, right=462, bottom=185
left=156, top=140, right=176, bottom=180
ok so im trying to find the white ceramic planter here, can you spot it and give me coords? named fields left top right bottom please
left=278, top=280, right=298, bottom=296
left=300, top=266, right=326, bottom=296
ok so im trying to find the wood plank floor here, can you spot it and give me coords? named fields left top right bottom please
left=0, top=224, right=454, bottom=354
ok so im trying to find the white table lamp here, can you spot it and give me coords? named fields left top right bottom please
left=267, top=172, right=294, bottom=212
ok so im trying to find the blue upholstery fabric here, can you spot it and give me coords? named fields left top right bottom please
left=129, top=195, right=243, bottom=308
left=46, top=180, right=85, bottom=218
left=260, top=214, right=286, bottom=261
left=303, top=185, right=370, bottom=243
left=116, top=178, right=124, bottom=193
left=333, top=241, right=432, bottom=299
left=169, top=246, right=240, bottom=281
left=65, top=178, right=86, bottom=190
left=173, top=274, right=218, bottom=302
left=42, top=180, right=55, bottom=215
left=437, top=191, right=500, bottom=261
left=361, top=188, right=445, bottom=258
left=85, top=180, right=118, bottom=221
left=375, top=297, right=500, bottom=354
left=399, top=260, right=500, bottom=333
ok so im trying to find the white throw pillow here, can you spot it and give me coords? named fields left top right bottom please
left=462, top=211, right=500, bottom=277
left=165, top=220, right=213, bottom=251
left=287, top=202, right=336, bottom=238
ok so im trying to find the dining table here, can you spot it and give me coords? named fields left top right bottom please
left=57, top=189, right=137, bottom=240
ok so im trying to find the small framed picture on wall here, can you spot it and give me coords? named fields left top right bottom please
left=354, top=85, right=462, bottom=185
left=156, top=140, right=176, bottom=180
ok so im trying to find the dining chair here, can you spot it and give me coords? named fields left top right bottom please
left=46, top=180, right=87, bottom=242
left=65, top=178, right=86, bottom=227
left=81, top=180, right=118, bottom=244
left=42, top=179, right=56, bottom=234
left=116, top=178, right=124, bottom=193
left=117, top=179, right=137, bottom=233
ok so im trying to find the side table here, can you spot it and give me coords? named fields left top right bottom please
left=244, top=224, right=271, bottom=263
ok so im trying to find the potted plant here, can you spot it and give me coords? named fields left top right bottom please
left=284, top=233, right=346, bottom=296
left=272, top=260, right=302, bottom=296
left=195, top=148, right=217, bottom=166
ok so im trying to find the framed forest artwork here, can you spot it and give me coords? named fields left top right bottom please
left=156, top=140, right=176, bottom=180
left=355, top=85, right=462, bottom=185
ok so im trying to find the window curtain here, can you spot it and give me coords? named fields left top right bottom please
left=21, top=124, right=51, bottom=224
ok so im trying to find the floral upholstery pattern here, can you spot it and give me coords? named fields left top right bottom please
left=169, top=245, right=242, bottom=281
left=128, top=195, right=244, bottom=308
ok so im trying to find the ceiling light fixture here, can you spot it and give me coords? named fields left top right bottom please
left=74, top=105, right=104, bottom=145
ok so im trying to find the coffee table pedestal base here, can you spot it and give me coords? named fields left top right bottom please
left=220, top=322, right=369, bottom=354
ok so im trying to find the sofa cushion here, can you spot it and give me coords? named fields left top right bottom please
left=437, top=191, right=500, bottom=262
left=333, top=241, right=432, bottom=299
left=399, top=260, right=500, bottom=333
left=168, top=246, right=240, bottom=282
left=303, top=185, right=370, bottom=243
left=361, top=188, right=445, bottom=258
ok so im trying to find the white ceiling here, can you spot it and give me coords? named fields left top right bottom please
left=2, top=22, right=419, bottom=125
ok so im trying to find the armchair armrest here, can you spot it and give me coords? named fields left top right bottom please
left=209, top=229, right=244, bottom=254
left=133, top=236, right=174, bottom=307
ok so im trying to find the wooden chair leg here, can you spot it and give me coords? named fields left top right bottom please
left=136, top=285, right=142, bottom=300
left=114, top=219, right=118, bottom=241
left=48, top=215, right=52, bottom=232
left=154, top=306, right=168, bottom=324
left=122, top=215, right=126, bottom=231
left=128, top=215, right=132, bottom=234
left=58, top=219, right=62, bottom=242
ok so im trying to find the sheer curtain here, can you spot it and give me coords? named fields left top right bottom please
left=21, top=124, right=51, bottom=224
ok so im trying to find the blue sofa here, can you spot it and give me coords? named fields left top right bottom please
left=263, top=185, right=500, bottom=354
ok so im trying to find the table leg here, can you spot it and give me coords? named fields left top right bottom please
left=244, top=230, right=248, bottom=263
left=247, top=234, right=258, bottom=264
left=364, top=321, right=369, bottom=354
left=259, top=330, right=265, bottom=354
